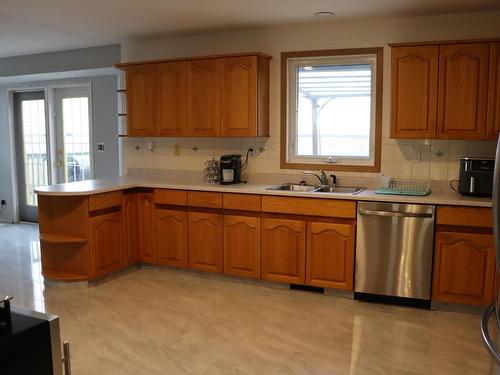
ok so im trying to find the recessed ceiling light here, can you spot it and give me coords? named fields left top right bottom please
left=314, top=11, right=336, bottom=17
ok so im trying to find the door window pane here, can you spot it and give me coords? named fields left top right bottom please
left=62, top=97, right=91, bottom=182
left=21, top=99, right=48, bottom=206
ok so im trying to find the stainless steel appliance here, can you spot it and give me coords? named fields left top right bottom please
left=219, top=154, right=242, bottom=185
left=481, top=137, right=500, bottom=374
left=355, top=202, right=435, bottom=306
left=459, top=157, right=494, bottom=197
left=0, top=296, right=71, bottom=375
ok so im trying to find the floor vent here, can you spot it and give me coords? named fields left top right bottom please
left=289, top=284, right=324, bottom=294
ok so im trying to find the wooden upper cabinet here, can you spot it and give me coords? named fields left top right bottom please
left=188, top=211, right=223, bottom=273
left=262, top=218, right=306, bottom=284
left=137, top=193, right=156, bottom=264
left=432, top=231, right=496, bottom=306
left=306, top=222, right=355, bottom=290
left=156, top=61, right=188, bottom=136
left=391, top=46, right=439, bottom=138
left=221, top=56, right=257, bottom=136
left=89, top=211, right=123, bottom=279
left=187, top=59, right=221, bottom=136
left=437, top=43, right=490, bottom=139
left=223, top=215, right=261, bottom=279
left=487, top=42, right=500, bottom=140
left=126, top=65, right=157, bottom=136
left=118, top=53, right=270, bottom=138
left=156, top=208, right=188, bottom=268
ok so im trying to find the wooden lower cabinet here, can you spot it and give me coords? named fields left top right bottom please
left=262, top=218, right=306, bottom=284
left=156, top=208, right=188, bottom=268
left=188, top=211, right=223, bottom=273
left=122, top=193, right=138, bottom=266
left=89, top=211, right=123, bottom=279
left=306, top=222, right=355, bottom=290
left=223, top=215, right=261, bottom=279
left=432, top=231, right=496, bottom=306
left=137, top=193, right=156, bottom=263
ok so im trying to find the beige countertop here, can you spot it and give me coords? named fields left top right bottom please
left=35, top=169, right=492, bottom=208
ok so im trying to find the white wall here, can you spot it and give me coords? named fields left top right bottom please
left=120, top=10, right=500, bottom=182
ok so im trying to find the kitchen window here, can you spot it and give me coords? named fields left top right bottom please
left=281, top=48, right=383, bottom=172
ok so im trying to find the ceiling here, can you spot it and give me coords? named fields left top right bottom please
left=1, top=0, right=499, bottom=58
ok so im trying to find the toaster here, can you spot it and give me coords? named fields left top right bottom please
left=458, top=157, right=494, bottom=197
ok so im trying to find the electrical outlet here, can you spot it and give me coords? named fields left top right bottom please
left=411, top=149, right=421, bottom=162
left=174, top=144, right=181, bottom=156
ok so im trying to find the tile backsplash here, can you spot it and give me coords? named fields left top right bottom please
left=122, top=136, right=497, bottom=182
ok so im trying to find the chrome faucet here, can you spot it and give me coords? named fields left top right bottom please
left=303, top=170, right=329, bottom=186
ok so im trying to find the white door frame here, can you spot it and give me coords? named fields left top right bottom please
left=6, top=82, right=94, bottom=222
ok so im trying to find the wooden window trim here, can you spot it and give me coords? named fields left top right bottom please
left=280, top=47, right=383, bottom=173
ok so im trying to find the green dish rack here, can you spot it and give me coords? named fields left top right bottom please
left=375, top=178, right=431, bottom=196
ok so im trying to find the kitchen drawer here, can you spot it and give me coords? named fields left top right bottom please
left=154, top=189, right=187, bottom=206
left=436, top=206, right=492, bottom=228
left=262, top=196, right=356, bottom=219
left=187, top=191, right=223, bottom=208
left=88, top=191, right=122, bottom=212
left=223, top=193, right=261, bottom=212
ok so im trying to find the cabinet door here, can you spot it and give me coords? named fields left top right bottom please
left=262, top=218, right=306, bottom=284
left=156, top=208, right=188, bottom=268
left=188, top=211, right=222, bottom=272
left=122, top=193, right=138, bottom=266
left=390, top=46, right=438, bottom=138
left=187, top=59, right=221, bottom=136
left=437, top=43, right=490, bottom=139
left=157, top=61, right=188, bottom=136
left=487, top=42, right=500, bottom=140
left=223, top=215, right=261, bottom=279
left=220, top=56, right=257, bottom=137
left=126, top=65, right=156, bottom=136
left=137, top=193, right=156, bottom=264
left=432, top=231, right=496, bottom=306
left=90, top=211, right=123, bottom=279
left=306, top=222, right=355, bottom=290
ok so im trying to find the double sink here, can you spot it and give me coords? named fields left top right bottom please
left=267, top=183, right=365, bottom=195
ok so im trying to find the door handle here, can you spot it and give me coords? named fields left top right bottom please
left=481, top=304, right=500, bottom=365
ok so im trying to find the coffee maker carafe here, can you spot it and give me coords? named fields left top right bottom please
left=219, top=154, right=242, bottom=184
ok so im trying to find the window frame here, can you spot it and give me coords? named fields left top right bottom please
left=280, top=47, right=383, bottom=173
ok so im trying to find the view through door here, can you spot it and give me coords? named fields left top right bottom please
left=54, top=86, right=93, bottom=184
left=14, top=91, right=50, bottom=222
left=14, top=86, right=93, bottom=222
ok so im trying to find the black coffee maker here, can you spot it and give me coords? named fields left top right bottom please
left=220, top=154, right=242, bottom=184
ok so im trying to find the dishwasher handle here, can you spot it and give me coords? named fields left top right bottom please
left=358, top=208, right=433, bottom=219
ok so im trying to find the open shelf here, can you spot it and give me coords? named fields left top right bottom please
left=40, top=233, right=87, bottom=244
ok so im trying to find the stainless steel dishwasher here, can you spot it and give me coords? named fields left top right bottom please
left=355, top=201, right=435, bottom=305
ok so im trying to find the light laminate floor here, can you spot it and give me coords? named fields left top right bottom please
left=0, top=223, right=492, bottom=374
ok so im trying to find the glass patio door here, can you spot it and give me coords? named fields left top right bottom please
left=14, top=91, right=50, bottom=222
left=53, top=86, right=93, bottom=183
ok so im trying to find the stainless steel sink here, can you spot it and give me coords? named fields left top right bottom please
left=313, top=186, right=366, bottom=194
left=267, top=183, right=365, bottom=195
left=266, top=183, right=318, bottom=192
